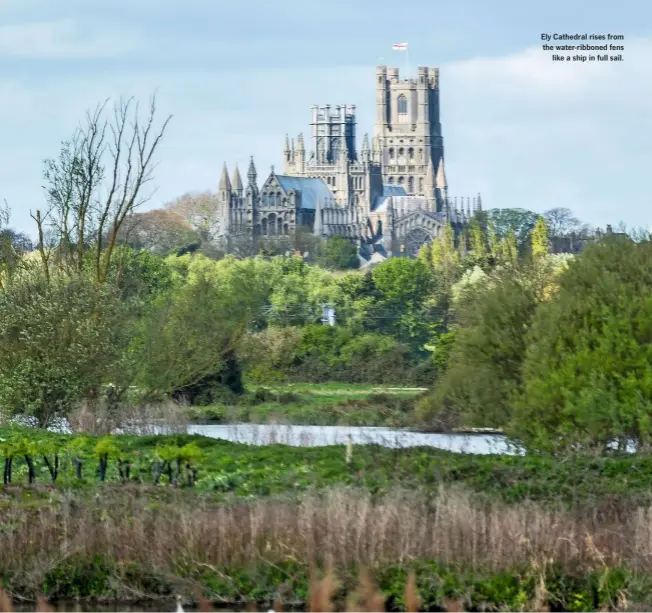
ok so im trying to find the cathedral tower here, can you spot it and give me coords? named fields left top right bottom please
left=374, top=65, right=444, bottom=207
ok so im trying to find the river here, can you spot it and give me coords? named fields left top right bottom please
left=183, top=423, right=518, bottom=454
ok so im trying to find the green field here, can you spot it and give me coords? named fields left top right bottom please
left=185, top=382, right=427, bottom=427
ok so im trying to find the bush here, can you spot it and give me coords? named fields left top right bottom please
left=0, top=270, right=133, bottom=427
left=317, top=236, right=360, bottom=270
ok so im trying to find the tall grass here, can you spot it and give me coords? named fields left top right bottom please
left=0, top=486, right=650, bottom=581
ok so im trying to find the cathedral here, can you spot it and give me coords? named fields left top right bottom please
left=216, top=64, right=482, bottom=260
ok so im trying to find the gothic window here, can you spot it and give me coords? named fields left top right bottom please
left=398, top=176, right=404, bottom=185
left=418, top=148, right=423, bottom=162
left=408, top=147, right=414, bottom=160
left=277, top=217, right=283, bottom=235
left=398, top=147, right=404, bottom=156
left=275, top=191, right=281, bottom=206
left=268, top=213, right=277, bottom=235
left=408, top=176, right=414, bottom=193
left=388, top=177, right=394, bottom=184
left=388, top=147, right=394, bottom=159
left=331, top=138, right=340, bottom=161
left=419, top=177, right=424, bottom=193
left=397, top=95, right=407, bottom=114
left=261, top=218, right=268, bottom=236
left=283, top=223, right=289, bottom=235
left=332, top=176, right=336, bottom=188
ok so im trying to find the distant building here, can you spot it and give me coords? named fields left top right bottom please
left=216, top=65, right=481, bottom=261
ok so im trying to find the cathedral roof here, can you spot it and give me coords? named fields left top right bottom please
left=372, top=184, right=407, bottom=211
left=275, top=175, right=334, bottom=209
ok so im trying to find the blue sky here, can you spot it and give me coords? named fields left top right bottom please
left=1, top=0, right=650, bottom=237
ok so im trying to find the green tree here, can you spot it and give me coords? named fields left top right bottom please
left=489, top=208, right=539, bottom=254
left=317, top=236, right=360, bottom=270
left=531, top=216, right=550, bottom=260
left=498, top=229, right=519, bottom=266
left=0, top=270, right=133, bottom=426
left=512, top=236, right=652, bottom=453
left=371, top=257, right=434, bottom=350
left=418, top=268, right=540, bottom=429
left=133, top=260, right=269, bottom=402
left=468, top=215, right=487, bottom=260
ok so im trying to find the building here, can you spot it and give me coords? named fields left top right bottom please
left=216, top=64, right=482, bottom=261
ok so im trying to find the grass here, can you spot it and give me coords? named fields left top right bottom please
left=185, top=384, right=426, bottom=428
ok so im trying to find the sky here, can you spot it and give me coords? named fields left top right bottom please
left=0, top=0, right=650, bottom=238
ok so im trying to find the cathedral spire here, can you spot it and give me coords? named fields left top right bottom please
left=247, top=156, right=257, bottom=185
left=297, top=132, right=305, bottom=152
left=475, top=192, right=483, bottom=212
left=232, top=164, right=243, bottom=192
left=436, top=158, right=447, bottom=190
left=362, top=133, right=370, bottom=152
left=219, top=162, right=231, bottom=191
left=283, top=134, right=290, bottom=153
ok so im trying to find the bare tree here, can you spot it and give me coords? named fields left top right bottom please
left=32, top=95, right=172, bottom=284
left=164, top=190, right=220, bottom=243
left=543, top=207, right=583, bottom=237
left=117, top=208, right=199, bottom=255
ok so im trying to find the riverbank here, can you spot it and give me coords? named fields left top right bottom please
left=183, top=383, right=426, bottom=428
left=0, top=487, right=650, bottom=610
left=2, top=427, right=652, bottom=505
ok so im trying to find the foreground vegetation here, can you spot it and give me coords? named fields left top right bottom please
left=0, top=483, right=649, bottom=610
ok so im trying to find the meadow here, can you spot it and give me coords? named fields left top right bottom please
left=183, top=383, right=426, bottom=429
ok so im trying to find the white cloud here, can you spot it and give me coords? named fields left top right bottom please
left=440, top=38, right=652, bottom=226
left=0, top=19, right=139, bottom=58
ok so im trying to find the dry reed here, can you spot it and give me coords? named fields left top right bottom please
left=0, top=485, right=649, bottom=606
left=0, top=588, right=12, bottom=613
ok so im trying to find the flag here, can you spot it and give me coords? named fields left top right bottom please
left=392, top=43, right=408, bottom=51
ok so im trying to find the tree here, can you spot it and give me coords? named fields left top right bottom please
left=132, top=257, right=271, bottom=402
left=371, top=257, right=434, bottom=349
left=317, top=236, right=360, bottom=270
left=512, top=237, right=652, bottom=453
left=0, top=202, right=24, bottom=289
left=0, top=270, right=133, bottom=426
left=488, top=208, right=539, bottom=253
left=543, top=207, right=582, bottom=237
left=468, top=215, right=487, bottom=260
left=498, top=229, right=519, bottom=266
left=118, top=209, right=200, bottom=255
left=164, top=191, right=220, bottom=243
left=531, top=216, right=549, bottom=260
left=417, top=267, right=541, bottom=430
left=34, top=96, right=171, bottom=285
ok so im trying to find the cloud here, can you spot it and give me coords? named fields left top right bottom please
left=440, top=38, right=652, bottom=226
left=0, top=19, right=139, bottom=58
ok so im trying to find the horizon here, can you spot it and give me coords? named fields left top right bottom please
left=1, top=0, right=650, bottom=240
